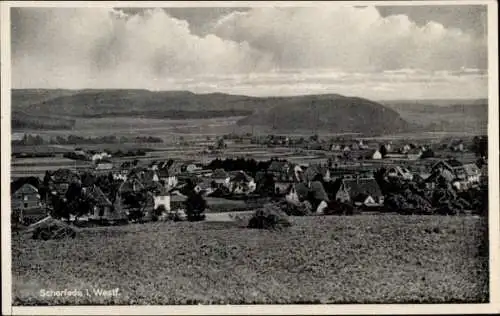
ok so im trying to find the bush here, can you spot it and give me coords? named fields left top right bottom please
left=279, top=200, right=313, bottom=216
left=248, top=204, right=292, bottom=230
left=185, top=192, right=207, bottom=222
left=323, top=201, right=356, bottom=216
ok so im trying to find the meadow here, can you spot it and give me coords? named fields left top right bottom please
left=12, top=215, right=488, bottom=305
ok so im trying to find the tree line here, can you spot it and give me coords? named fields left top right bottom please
left=12, top=134, right=164, bottom=146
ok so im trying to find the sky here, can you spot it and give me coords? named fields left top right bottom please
left=11, top=4, right=488, bottom=100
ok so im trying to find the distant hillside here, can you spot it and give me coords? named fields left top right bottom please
left=13, top=89, right=268, bottom=119
left=381, top=99, right=488, bottom=133
left=12, top=111, right=76, bottom=130
left=237, top=95, right=413, bottom=136
left=12, top=89, right=81, bottom=110
left=12, top=89, right=485, bottom=135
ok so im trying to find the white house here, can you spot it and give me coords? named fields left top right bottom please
left=386, top=166, right=413, bottom=181
left=95, top=160, right=113, bottom=171
left=153, top=194, right=171, bottom=212
left=371, top=150, right=383, bottom=160
left=113, top=173, right=127, bottom=181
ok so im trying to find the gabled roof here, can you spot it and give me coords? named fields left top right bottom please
left=13, top=183, right=39, bottom=195
left=168, top=161, right=185, bottom=174
left=310, top=181, right=329, bottom=201
left=341, top=178, right=382, bottom=198
left=195, top=179, right=213, bottom=190
left=229, top=170, right=253, bottom=182
left=51, top=169, right=79, bottom=183
left=463, top=163, right=480, bottom=176
left=267, top=161, right=289, bottom=172
left=303, top=165, right=328, bottom=182
left=118, top=178, right=145, bottom=194
left=407, top=148, right=422, bottom=155
left=211, top=168, right=229, bottom=179
left=11, top=177, right=41, bottom=194
left=87, top=185, right=112, bottom=207
left=289, top=182, right=309, bottom=200
left=445, top=159, right=463, bottom=168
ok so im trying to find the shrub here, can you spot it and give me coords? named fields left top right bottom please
left=279, top=200, right=313, bottom=216
left=323, top=201, right=356, bottom=216
left=185, top=192, right=207, bottom=222
left=248, top=203, right=292, bottom=230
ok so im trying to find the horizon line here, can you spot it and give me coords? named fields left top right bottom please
left=10, top=88, right=488, bottom=102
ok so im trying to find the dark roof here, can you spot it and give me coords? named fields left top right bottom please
left=211, top=169, right=229, bottom=179
left=293, top=182, right=310, bottom=200
left=119, top=178, right=145, bottom=193
left=51, top=169, right=79, bottom=183
left=87, top=185, right=112, bottom=206
left=268, top=161, right=289, bottom=172
left=463, top=163, right=480, bottom=176
left=229, top=171, right=253, bottom=182
left=341, top=178, right=382, bottom=198
left=310, top=181, right=329, bottom=201
left=12, top=183, right=39, bottom=195
left=407, top=148, right=422, bottom=155
left=97, top=159, right=112, bottom=164
left=445, top=159, right=463, bottom=168
left=11, top=177, right=41, bottom=194
left=303, top=165, right=328, bottom=182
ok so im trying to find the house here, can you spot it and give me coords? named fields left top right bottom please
left=211, top=169, right=230, bottom=186
left=227, top=171, right=256, bottom=194
left=369, top=149, right=382, bottom=160
left=167, top=161, right=186, bottom=177
left=112, top=172, right=127, bottom=182
left=49, top=169, right=79, bottom=194
left=285, top=182, right=310, bottom=206
left=149, top=160, right=160, bottom=170
left=358, top=140, right=369, bottom=150
left=428, top=159, right=481, bottom=190
left=330, top=144, right=341, bottom=151
left=406, top=148, right=422, bottom=160
left=85, top=185, right=114, bottom=220
left=303, top=165, right=330, bottom=183
left=95, top=160, right=113, bottom=171
left=194, top=179, right=216, bottom=196
left=11, top=183, right=42, bottom=211
left=463, top=163, right=481, bottom=187
left=157, top=165, right=178, bottom=188
left=153, top=186, right=172, bottom=212
left=386, top=166, right=414, bottom=181
left=185, top=163, right=201, bottom=173
left=285, top=181, right=329, bottom=213
left=400, top=144, right=412, bottom=154
left=267, top=161, right=293, bottom=182
left=431, top=159, right=466, bottom=180
left=91, top=152, right=111, bottom=162
left=335, top=178, right=384, bottom=207
left=118, top=178, right=145, bottom=195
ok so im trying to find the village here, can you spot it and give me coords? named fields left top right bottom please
left=11, top=133, right=489, bottom=237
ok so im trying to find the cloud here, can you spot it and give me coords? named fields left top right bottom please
left=11, top=6, right=487, bottom=99
left=212, top=6, right=487, bottom=72
left=12, top=8, right=274, bottom=89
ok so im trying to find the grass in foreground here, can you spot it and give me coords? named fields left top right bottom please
left=12, top=215, right=488, bottom=305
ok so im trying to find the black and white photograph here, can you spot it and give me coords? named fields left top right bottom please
left=1, top=1, right=499, bottom=314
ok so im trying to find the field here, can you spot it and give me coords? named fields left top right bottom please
left=12, top=215, right=488, bottom=305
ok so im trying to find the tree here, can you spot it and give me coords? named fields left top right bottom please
left=185, top=191, right=207, bottom=221
left=471, top=136, right=488, bottom=158
left=421, top=148, right=435, bottom=159
left=379, top=145, right=388, bottom=158
left=122, top=190, right=148, bottom=222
